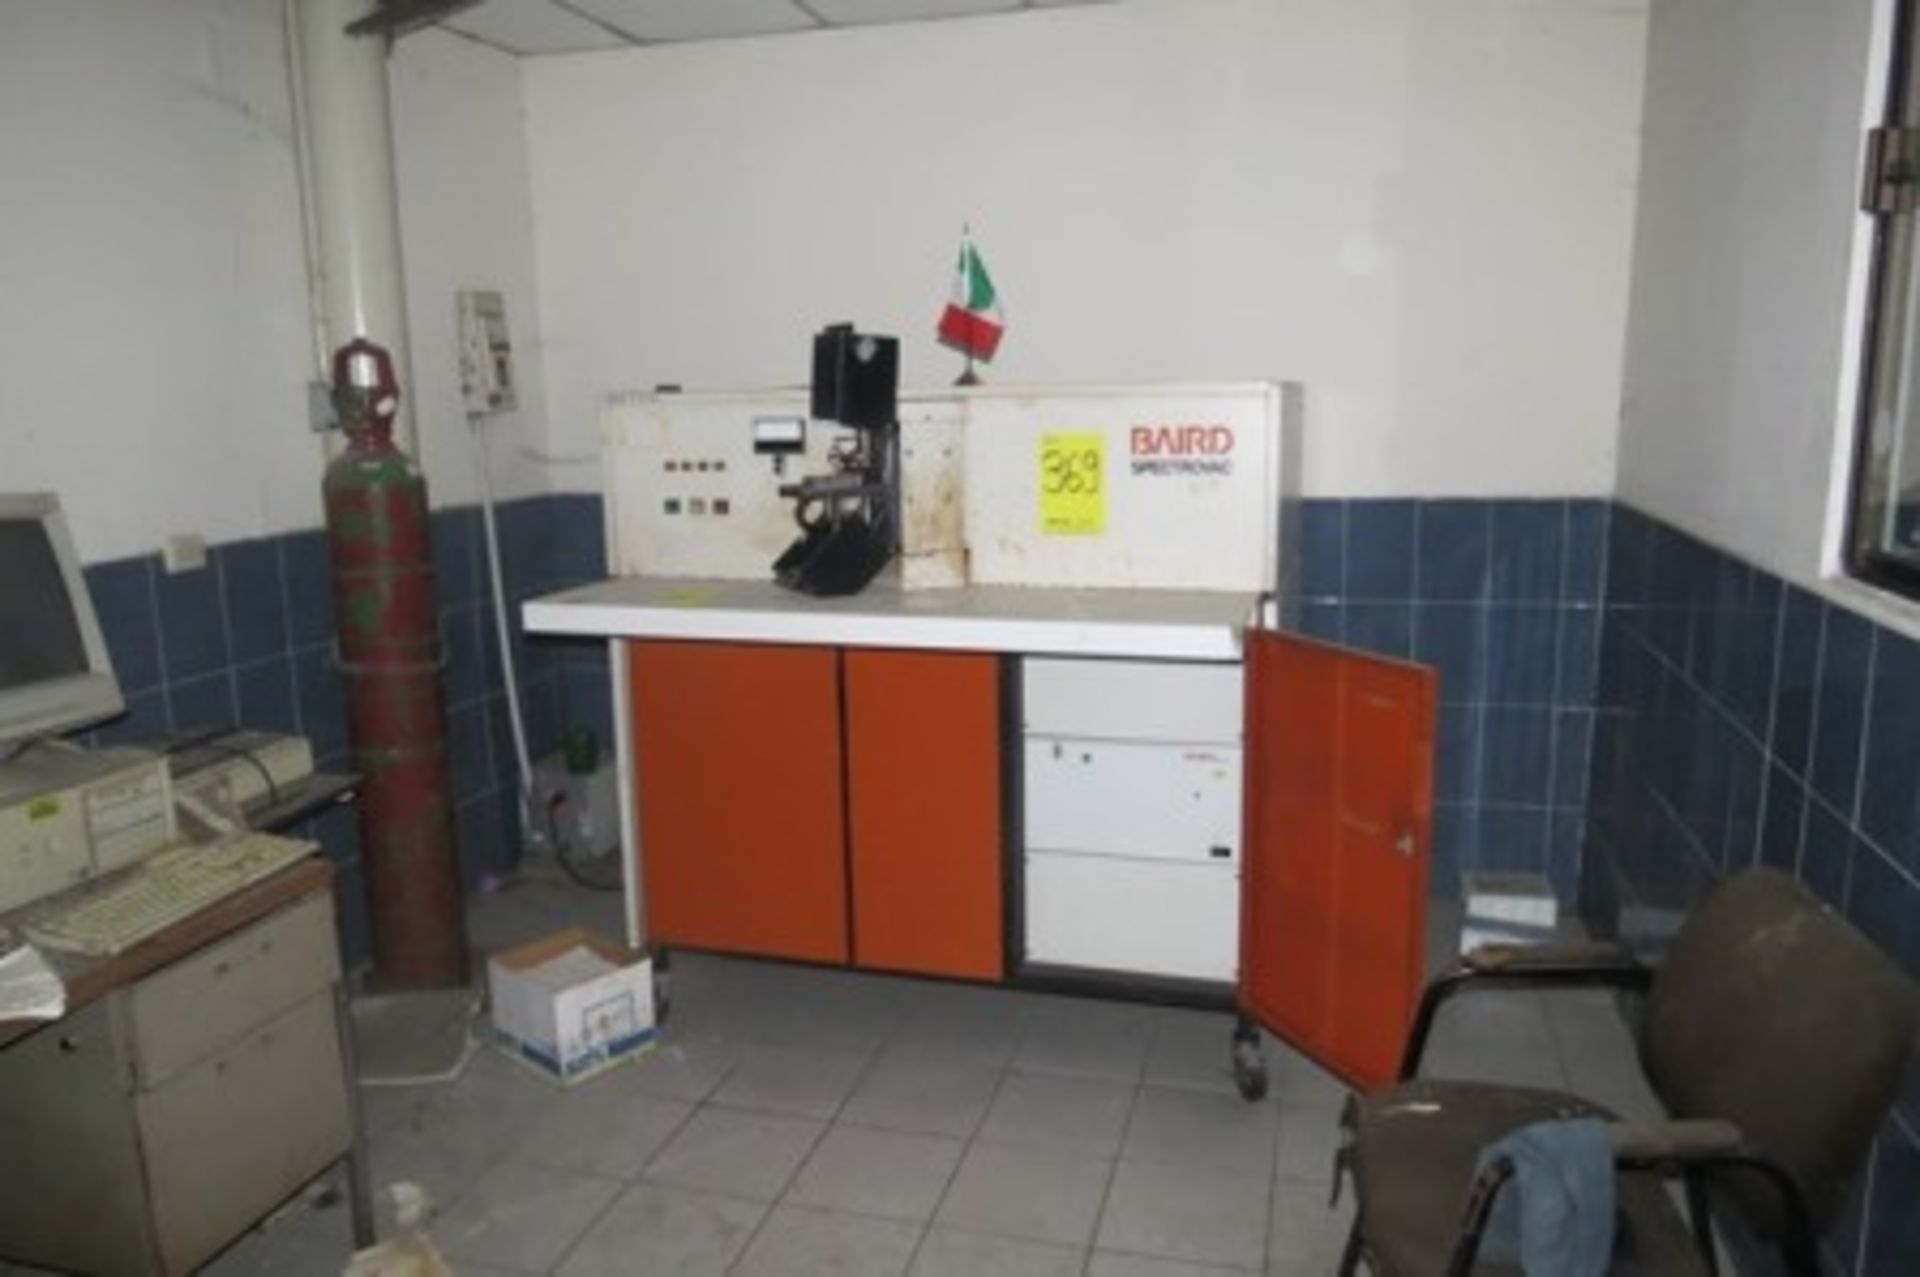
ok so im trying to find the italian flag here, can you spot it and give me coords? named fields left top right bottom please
left=938, top=238, right=1004, bottom=362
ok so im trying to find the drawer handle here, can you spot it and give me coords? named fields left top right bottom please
left=59, top=1035, right=82, bottom=1054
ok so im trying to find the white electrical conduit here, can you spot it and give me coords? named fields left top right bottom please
left=470, top=416, right=535, bottom=820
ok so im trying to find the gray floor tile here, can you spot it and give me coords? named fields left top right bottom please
left=1418, top=990, right=1567, bottom=1090
left=709, top=1042, right=873, bottom=1120
left=1143, top=1008, right=1242, bottom=1095
left=644, top=1106, right=826, bottom=1200
left=745, top=978, right=914, bottom=1052
left=1089, top=1252, right=1250, bottom=1276
left=889, top=986, right=1032, bottom=1067
left=1096, top=1158, right=1268, bottom=1272
left=1271, top=1045, right=1348, bottom=1114
left=1267, top=1171, right=1354, bottom=1276
left=908, top=1227, right=1086, bottom=1276
left=513, top=1085, right=694, bottom=1180
left=730, top=1204, right=923, bottom=1277
left=842, top=1050, right=1006, bottom=1137
left=360, top=1080, right=431, bottom=1140
left=1273, top=1103, right=1346, bottom=1186
left=1123, top=1085, right=1279, bottom=1174
left=375, top=1060, right=559, bottom=1173
left=786, top=1124, right=966, bottom=1221
left=1016, top=999, right=1154, bottom=1081
left=434, top=1159, right=623, bottom=1274
left=553, top=1181, right=766, bottom=1277
left=978, top=1070, right=1135, bottom=1156
left=368, top=1118, right=496, bottom=1220
left=612, top=1035, right=739, bottom=1103
left=200, top=1189, right=356, bottom=1276
left=935, top=1142, right=1114, bottom=1247
left=1545, top=994, right=1662, bottom=1119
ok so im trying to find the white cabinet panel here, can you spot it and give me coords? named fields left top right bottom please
left=1024, top=738, right=1241, bottom=863
left=1022, top=658, right=1242, bottom=742
left=1024, top=853, right=1238, bottom=982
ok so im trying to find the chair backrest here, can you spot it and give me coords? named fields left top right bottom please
left=1638, top=869, right=1917, bottom=1233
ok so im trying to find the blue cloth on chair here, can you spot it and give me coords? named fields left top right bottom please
left=1473, top=1116, right=1616, bottom=1277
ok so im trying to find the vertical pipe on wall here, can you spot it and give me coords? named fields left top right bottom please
left=288, top=0, right=418, bottom=450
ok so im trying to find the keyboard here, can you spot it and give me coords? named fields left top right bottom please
left=27, top=832, right=314, bottom=956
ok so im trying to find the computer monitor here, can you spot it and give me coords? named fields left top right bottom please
left=0, top=493, right=123, bottom=747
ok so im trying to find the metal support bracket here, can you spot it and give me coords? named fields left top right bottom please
left=1863, top=125, right=1920, bottom=213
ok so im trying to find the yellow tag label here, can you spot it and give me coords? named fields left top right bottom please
left=1038, top=432, right=1106, bottom=536
left=26, top=797, right=60, bottom=821
left=658, top=586, right=716, bottom=607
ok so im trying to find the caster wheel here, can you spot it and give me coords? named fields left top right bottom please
left=1233, top=1055, right=1269, bottom=1102
left=1231, top=1036, right=1268, bottom=1102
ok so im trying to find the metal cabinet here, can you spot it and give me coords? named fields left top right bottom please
left=627, top=641, right=1004, bottom=980
left=1019, top=657, right=1246, bottom=984
left=0, top=891, right=353, bottom=1275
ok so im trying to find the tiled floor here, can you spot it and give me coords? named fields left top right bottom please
left=175, top=880, right=1653, bottom=1276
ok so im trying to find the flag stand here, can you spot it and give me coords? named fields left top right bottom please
left=955, top=351, right=980, bottom=387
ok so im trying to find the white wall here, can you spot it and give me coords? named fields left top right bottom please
left=0, top=0, right=317, bottom=563
left=390, top=27, right=551, bottom=508
left=0, top=1, right=549, bottom=564
left=523, top=0, right=1648, bottom=499
left=1616, top=0, right=1883, bottom=589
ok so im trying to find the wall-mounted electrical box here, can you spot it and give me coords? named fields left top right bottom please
left=456, top=289, right=516, bottom=416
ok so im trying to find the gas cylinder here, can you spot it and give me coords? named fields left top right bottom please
left=323, top=338, right=468, bottom=988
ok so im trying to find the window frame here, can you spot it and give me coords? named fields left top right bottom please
left=1849, top=0, right=1920, bottom=599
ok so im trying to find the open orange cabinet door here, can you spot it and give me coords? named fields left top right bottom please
left=1235, top=629, right=1437, bottom=1097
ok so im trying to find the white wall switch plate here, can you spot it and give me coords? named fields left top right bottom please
left=163, top=534, right=208, bottom=573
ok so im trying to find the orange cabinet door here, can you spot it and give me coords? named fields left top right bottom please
left=1239, top=630, right=1436, bottom=1093
left=844, top=649, right=1003, bottom=980
left=627, top=641, right=849, bottom=964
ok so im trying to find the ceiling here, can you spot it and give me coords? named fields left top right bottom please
left=437, top=0, right=1110, bottom=56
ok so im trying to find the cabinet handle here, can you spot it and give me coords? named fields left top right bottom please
left=1394, top=829, right=1415, bottom=858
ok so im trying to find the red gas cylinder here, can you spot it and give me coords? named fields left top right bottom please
left=322, top=338, right=468, bottom=988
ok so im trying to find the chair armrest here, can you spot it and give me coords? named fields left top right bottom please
left=1462, top=939, right=1643, bottom=973
left=1608, top=1118, right=1745, bottom=1164
left=1398, top=944, right=1652, bottom=1080
left=1607, top=1122, right=1822, bottom=1277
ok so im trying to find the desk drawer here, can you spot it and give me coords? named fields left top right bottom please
left=127, top=890, right=339, bottom=1090
left=1024, top=738, right=1241, bottom=863
left=136, top=991, right=351, bottom=1275
left=1024, top=852, right=1239, bottom=983
left=1022, top=658, right=1242, bottom=743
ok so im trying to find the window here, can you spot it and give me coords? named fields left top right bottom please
left=1854, top=0, right=1920, bottom=595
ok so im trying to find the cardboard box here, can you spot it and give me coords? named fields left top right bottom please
left=488, top=930, right=655, bottom=1085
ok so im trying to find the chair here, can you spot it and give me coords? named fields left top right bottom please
left=1335, top=869, right=1918, bottom=1276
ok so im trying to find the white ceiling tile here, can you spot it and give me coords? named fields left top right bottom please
left=567, top=0, right=818, bottom=42
left=442, top=0, right=630, bottom=54
left=807, top=0, right=1020, bottom=24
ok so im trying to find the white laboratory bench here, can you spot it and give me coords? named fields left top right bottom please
left=523, top=573, right=1265, bottom=997
left=522, top=575, right=1261, bottom=662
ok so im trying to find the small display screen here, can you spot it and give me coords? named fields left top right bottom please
left=0, top=519, right=89, bottom=693
left=753, top=415, right=807, bottom=454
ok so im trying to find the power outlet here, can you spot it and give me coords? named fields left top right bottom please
left=162, top=534, right=208, bottom=574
